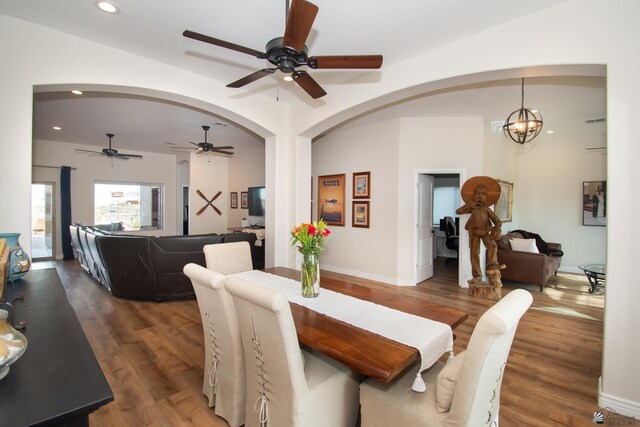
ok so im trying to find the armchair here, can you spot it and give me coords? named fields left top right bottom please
left=495, top=230, right=563, bottom=292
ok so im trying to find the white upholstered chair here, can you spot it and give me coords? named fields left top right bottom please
left=183, top=263, right=246, bottom=427
left=359, top=289, right=533, bottom=427
left=226, top=275, right=360, bottom=427
left=204, top=241, right=253, bottom=275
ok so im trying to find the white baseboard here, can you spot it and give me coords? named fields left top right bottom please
left=320, top=264, right=415, bottom=286
left=558, top=266, right=582, bottom=274
left=598, top=377, right=640, bottom=419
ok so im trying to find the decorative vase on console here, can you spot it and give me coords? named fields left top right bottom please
left=0, top=233, right=31, bottom=281
left=290, top=220, right=331, bottom=298
left=0, top=308, right=28, bottom=380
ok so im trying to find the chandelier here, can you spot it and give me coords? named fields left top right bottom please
left=503, top=78, right=543, bottom=144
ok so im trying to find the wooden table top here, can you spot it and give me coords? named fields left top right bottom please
left=264, top=267, right=468, bottom=383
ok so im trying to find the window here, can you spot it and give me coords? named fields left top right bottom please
left=94, top=182, right=163, bottom=231
left=433, top=186, right=460, bottom=226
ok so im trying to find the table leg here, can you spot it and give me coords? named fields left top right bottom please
left=586, top=272, right=605, bottom=294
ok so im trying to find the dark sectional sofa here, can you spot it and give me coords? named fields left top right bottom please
left=69, top=225, right=264, bottom=301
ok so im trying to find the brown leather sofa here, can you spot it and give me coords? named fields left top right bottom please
left=69, top=225, right=261, bottom=301
left=494, top=230, right=562, bottom=291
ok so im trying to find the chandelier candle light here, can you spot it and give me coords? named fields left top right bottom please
left=503, top=77, right=543, bottom=144
left=290, top=220, right=331, bottom=298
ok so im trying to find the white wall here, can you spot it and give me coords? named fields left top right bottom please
left=32, top=139, right=177, bottom=257
left=227, top=143, right=266, bottom=228
left=188, top=152, right=228, bottom=235
left=312, top=119, right=400, bottom=283
left=312, top=116, right=484, bottom=286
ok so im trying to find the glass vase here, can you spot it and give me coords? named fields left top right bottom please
left=301, top=253, right=320, bottom=298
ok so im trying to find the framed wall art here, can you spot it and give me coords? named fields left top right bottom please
left=353, top=171, right=371, bottom=199
left=230, top=192, right=238, bottom=209
left=241, top=191, right=248, bottom=209
left=494, top=179, right=513, bottom=222
left=352, top=201, right=370, bottom=228
left=583, top=181, right=606, bottom=226
left=318, top=174, right=345, bottom=226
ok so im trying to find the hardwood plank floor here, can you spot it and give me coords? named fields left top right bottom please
left=48, top=258, right=603, bottom=426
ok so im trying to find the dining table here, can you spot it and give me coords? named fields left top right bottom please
left=263, top=267, right=468, bottom=383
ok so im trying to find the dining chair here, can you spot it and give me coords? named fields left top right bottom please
left=226, top=275, right=360, bottom=427
left=204, top=241, right=253, bottom=275
left=183, top=263, right=246, bottom=427
left=359, top=289, right=533, bottom=427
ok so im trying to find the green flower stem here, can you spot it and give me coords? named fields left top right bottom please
left=301, top=253, right=319, bottom=298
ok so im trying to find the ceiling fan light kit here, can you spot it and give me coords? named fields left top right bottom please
left=503, top=78, right=543, bottom=144
left=183, top=0, right=383, bottom=99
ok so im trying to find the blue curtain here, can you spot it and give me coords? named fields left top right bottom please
left=61, top=166, right=74, bottom=260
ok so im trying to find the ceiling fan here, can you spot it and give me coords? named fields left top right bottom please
left=75, top=133, right=143, bottom=160
left=172, top=125, right=235, bottom=155
left=183, top=0, right=383, bottom=99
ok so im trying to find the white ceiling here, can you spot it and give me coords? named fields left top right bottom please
left=2, top=0, right=579, bottom=153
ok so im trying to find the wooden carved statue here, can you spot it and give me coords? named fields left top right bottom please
left=456, top=176, right=505, bottom=300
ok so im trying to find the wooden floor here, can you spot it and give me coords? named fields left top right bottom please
left=46, top=258, right=603, bottom=427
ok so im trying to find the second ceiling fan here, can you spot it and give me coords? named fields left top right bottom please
left=172, top=125, right=235, bottom=155
left=183, top=0, right=383, bottom=99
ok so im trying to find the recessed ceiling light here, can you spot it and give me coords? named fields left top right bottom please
left=95, top=1, right=120, bottom=14
left=71, top=90, right=83, bottom=95
left=546, top=130, right=555, bottom=134
left=53, top=126, right=61, bottom=130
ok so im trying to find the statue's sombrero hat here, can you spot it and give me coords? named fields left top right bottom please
left=460, top=176, right=501, bottom=206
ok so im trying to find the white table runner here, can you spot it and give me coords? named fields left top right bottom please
left=231, top=270, right=453, bottom=391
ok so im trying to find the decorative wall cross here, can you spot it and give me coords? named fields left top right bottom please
left=196, top=190, right=222, bottom=216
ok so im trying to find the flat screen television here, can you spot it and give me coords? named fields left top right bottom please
left=248, top=186, right=266, bottom=216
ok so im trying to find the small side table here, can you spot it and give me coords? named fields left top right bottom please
left=578, top=263, right=605, bottom=294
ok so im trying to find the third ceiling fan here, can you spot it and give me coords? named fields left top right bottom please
left=183, top=0, right=383, bottom=99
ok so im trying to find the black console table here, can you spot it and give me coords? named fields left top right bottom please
left=0, top=268, right=113, bottom=426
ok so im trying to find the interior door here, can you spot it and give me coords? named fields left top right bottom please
left=416, top=174, right=434, bottom=282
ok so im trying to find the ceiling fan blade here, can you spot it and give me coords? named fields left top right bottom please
left=114, top=155, right=130, bottom=160
left=282, top=0, right=319, bottom=53
left=188, top=142, right=202, bottom=147
left=227, top=68, right=277, bottom=88
left=308, top=55, right=383, bottom=69
left=213, top=145, right=235, bottom=150
left=183, top=30, right=264, bottom=57
left=75, top=149, right=104, bottom=155
left=212, top=149, right=234, bottom=155
left=293, top=70, right=327, bottom=99
left=212, top=191, right=223, bottom=201
left=212, top=205, right=223, bottom=216
left=116, top=153, right=143, bottom=158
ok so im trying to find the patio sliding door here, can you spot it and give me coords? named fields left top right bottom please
left=31, top=182, right=55, bottom=260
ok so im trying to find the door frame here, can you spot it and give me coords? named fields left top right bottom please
left=413, top=169, right=468, bottom=286
left=31, top=181, right=56, bottom=261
